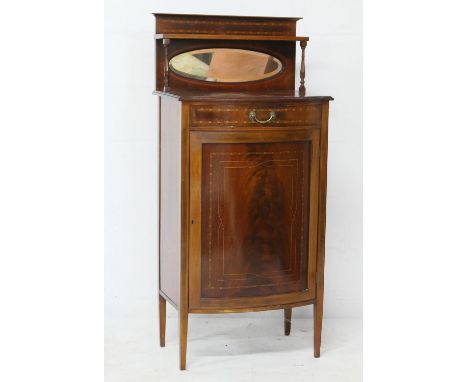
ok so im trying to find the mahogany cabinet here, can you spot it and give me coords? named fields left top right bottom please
left=153, top=13, right=333, bottom=370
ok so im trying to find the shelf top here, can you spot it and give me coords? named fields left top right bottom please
left=153, top=13, right=302, bottom=21
left=154, top=33, right=309, bottom=42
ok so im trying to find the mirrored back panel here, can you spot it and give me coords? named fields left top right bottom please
left=169, top=48, right=283, bottom=83
left=156, top=39, right=296, bottom=92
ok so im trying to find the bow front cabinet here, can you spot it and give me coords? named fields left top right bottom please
left=153, top=13, right=333, bottom=369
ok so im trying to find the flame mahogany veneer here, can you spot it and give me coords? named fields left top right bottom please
left=153, top=13, right=333, bottom=370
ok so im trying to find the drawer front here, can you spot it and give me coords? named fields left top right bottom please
left=190, top=103, right=322, bottom=129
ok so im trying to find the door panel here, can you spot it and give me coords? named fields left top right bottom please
left=201, top=141, right=309, bottom=298
left=189, top=130, right=320, bottom=310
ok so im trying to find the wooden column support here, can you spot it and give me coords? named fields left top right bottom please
left=299, top=40, right=307, bottom=96
left=162, top=38, right=171, bottom=90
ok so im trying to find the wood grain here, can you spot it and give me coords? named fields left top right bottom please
left=154, top=13, right=298, bottom=36
left=189, top=299, right=314, bottom=314
left=188, top=128, right=321, bottom=311
left=190, top=102, right=322, bottom=128
left=200, top=140, right=310, bottom=299
left=179, top=103, right=191, bottom=370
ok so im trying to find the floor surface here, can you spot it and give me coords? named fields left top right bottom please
left=105, top=312, right=362, bottom=382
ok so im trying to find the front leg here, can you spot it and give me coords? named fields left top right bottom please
left=179, top=308, right=188, bottom=370
left=314, top=290, right=324, bottom=357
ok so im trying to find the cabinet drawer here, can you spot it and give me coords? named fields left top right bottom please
left=190, top=103, right=322, bottom=129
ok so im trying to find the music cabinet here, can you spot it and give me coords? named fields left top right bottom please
left=153, top=13, right=333, bottom=369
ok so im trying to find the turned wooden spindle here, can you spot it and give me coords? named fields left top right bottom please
left=162, top=38, right=170, bottom=90
left=299, top=40, right=307, bottom=96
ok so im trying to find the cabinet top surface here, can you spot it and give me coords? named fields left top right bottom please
left=153, top=89, right=333, bottom=102
left=153, top=13, right=302, bottom=21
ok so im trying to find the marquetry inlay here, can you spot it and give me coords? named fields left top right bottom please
left=201, top=142, right=311, bottom=299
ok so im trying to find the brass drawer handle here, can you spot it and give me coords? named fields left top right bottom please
left=249, top=111, right=276, bottom=124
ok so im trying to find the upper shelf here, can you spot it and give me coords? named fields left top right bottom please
left=154, top=13, right=301, bottom=39
left=153, top=13, right=309, bottom=93
left=153, top=13, right=302, bottom=21
left=154, top=33, right=309, bottom=42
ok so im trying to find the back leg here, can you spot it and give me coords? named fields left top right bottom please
left=159, top=295, right=166, bottom=347
left=284, top=308, right=292, bottom=336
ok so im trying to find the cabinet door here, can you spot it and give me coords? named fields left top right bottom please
left=189, top=130, right=320, bottom=310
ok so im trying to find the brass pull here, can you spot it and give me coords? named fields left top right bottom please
left=249, top=111, right=276, bottom=124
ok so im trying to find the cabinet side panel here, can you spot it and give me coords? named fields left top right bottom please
left=159, top=96, right=182, bottom=306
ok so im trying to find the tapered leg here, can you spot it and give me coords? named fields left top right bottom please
left=179, top=309, right=188, bottom=370
left=314, top=291, right=324, bottom=357
left=284, top=308, right=292, bottom=336
left=159, top=295, right=166, bottom=347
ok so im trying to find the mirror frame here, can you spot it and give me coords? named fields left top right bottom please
left=156, top=39, right=296, bottom=92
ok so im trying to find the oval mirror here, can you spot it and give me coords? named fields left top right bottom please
left=169, top=48, right=283, bottom=83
